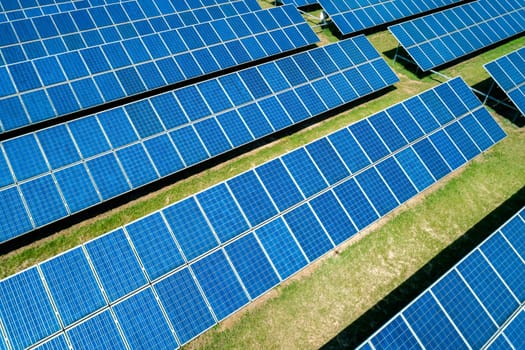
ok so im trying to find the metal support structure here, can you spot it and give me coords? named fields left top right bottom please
left=393, top=44, right=400, bottom=66
left=483, top=81, right=495, bottom=105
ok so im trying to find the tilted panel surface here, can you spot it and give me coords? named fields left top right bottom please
left=0, top=4, right=318, bottom=132
left=389, top=0, right=525, bottom=71
left=316, top=0, right=464, bottom=36
left=0, top=35, right=398, bottom=244
left=0, top=77, right=507, bottom=349
left=484, top=46, right=525, bottom=117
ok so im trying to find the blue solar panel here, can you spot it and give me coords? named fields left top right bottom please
left=457, top=251, right=519, bottom=326
left=155, top=268, right=216, bottom=344
left=163, top=197, right=218, bottom=261
left=485, top=47, right=525, bottom=117
left=85, top=229, right=147, bottom=302
left=228, top=170, right=278, bottom=227
left=429, top=130, right=466, bottom=170
left=0, top=187, right=33, bottom=242
left=0, top=268, right=60, bottom=349
left=479, top=233, right=525, bottom=301
left=404, top=292, right=469, bottom=349
left=370, top=317, right=420, bottom=350
left=125, top=212, right=185, bottom=281
left=359, top=207, right=525, bottom=350
left=255, top=218, right=308, bottom=280
left=334, top=178, right=379, bottom=230
left=500, top=308, right=525, bottom=349
left=284, top=203, right=334, bottom=261
left=282, top=148, right=328, bottom=198
left=432, top=271, right=497, bottom=348
left=3, top=134, right=48, bottom=182
left=197, top=183, right=250, bottom=243
left=0, top=5, right=318, bottom=132
left=86, top=153, right=131, bottom=200
left=113, top=288, right=178, bottom=350
left=20, top=175, right=68, bottom=227
left=224, top=233, right=280, bottom=298
left=390, top=0, right=525, bottom=71
left=191, top=250, right=250, bottom=320
left=54, top=164, right=101, bottom=213
left=356, top=167, right=399, bottom=216
left=0, top=78, right=508, bottom=348
left=40, top=247, right=107, bottom=326
left=67, top=310, right=127, bottom=350
left=310, top=190, right=357, bottom=245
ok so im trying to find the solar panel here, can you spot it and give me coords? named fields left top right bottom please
left=484, top=47, right=525, bottom=117
left=389, top=0, right=525, bottom=71
left=359, top=207, right=525, bottom=350
left=0, top=4, right=318, bottom=132
left=312, top=0, right=465, bottom=36
left=0, top=77, right=507, bottom=349
left=0, top=35, right=399, bottom=244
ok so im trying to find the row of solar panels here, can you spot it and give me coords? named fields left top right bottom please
left=390, top=0, right=525, bottom=71
left=0, top=4, right=320, bottom=133
left=485, top=46, right=525, bottom=117
left=0, top=36, right=399, bottom=244
left=358, top=207, right=525, bottom=349
left=280, top=0, right=464, bottom=35
left=0, top=78, right=507, bottom=349
left=0, top=0, right=241, bottom=22
left=0, top=0, right=260, bottom=53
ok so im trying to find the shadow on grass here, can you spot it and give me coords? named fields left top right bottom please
left=320, top=185, right=525, bottom=349
left=0, top=86, right=396, bottom=254
left=471, top=78, right=525, bottom=127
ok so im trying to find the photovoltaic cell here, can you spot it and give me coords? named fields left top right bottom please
left=66, top=310, right=127, bottom=350
left=40, top=247, right=107, bottom=326
left=85, top=229, right=147, bottom=302
left=191, top=250, right=249, bottom=320
left=155, top=268, right=215, bottom=345
left=113, top=288, right=178, bottom=350
left=224, top=233, right=280, bottom=298
left=125, top=213, right=185, bottom=281
left=0, top=268, right=60, bottom=349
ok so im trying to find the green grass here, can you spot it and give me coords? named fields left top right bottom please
left=0, top=19, right=524, bottom=350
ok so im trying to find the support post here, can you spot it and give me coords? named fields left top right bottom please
left=483, top=81, right=495, bottom=105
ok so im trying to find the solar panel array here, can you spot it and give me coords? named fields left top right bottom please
left=0, top=78, right=507, bottom=349
left=0, top=3, right=322, bottom=132
left=389, top=0, right=525, bottom=71
left=0, top=0, right=260, bottom=23
left=0, top=35, right=399, bottom=244
left=484, top=47, right=525, bottom=117
left=313, top=0, right=463, bottom=36
left=358, top=207, right=525, bottom=350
